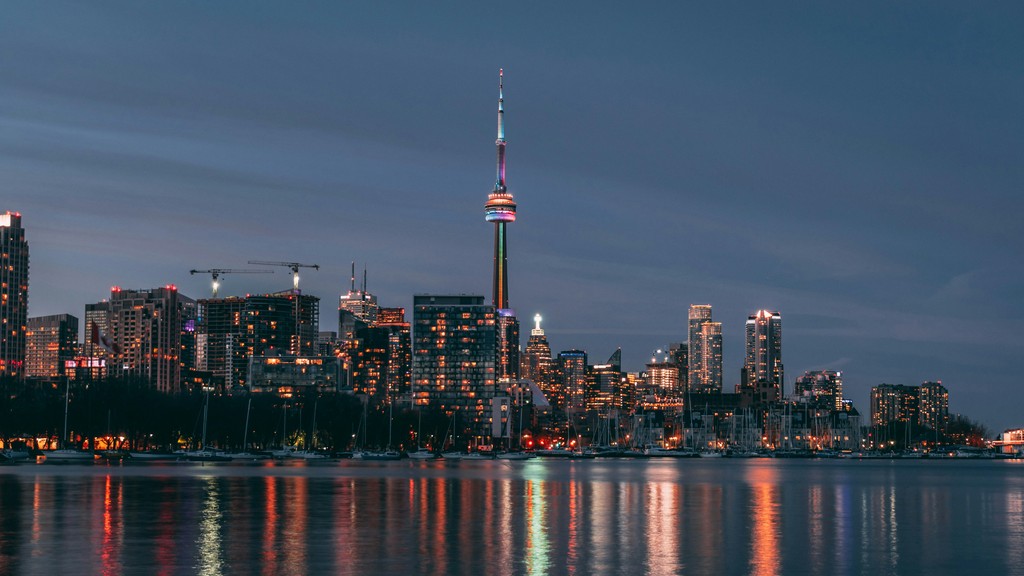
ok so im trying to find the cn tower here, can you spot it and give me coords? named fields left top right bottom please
left=485, top=69, right=517, bottom=309
left=485, top=69, right=520, bottom=382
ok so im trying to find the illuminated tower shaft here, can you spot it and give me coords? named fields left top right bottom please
left=485, top=69, right=516, bottom=309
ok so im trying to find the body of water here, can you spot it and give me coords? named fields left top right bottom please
left=0, top=458, right=1021, bottom=575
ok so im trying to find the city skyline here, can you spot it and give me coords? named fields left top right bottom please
left=3, top=3, right=1022, bottom=430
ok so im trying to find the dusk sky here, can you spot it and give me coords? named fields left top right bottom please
left=3, top=3, right=1022, bottom=430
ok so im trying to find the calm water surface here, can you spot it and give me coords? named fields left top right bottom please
left=0, top=459, right=1021, bottom=575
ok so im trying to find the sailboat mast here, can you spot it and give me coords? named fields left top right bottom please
left=63, top=377, right=70, bottom=450
left=242, top=396, right=252, bottom=451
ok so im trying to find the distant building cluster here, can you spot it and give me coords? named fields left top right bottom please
left=0, top=73, right=982, bottom=452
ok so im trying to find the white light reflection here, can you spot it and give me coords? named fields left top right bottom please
left=524, top=465, right=550, bottom=575
left=197, top=477, right=224, bottom=576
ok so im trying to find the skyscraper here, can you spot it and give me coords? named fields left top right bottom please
left=743, top=310, right=783, bottom=403
left=0, top=212, right=29, bottom=378
left=687, top=305, right=721, bottom=393
left=485, top=69, right=521, bottom=384
left=557, top=350, right=588, bottom=413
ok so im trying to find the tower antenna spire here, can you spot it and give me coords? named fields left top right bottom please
left=350, top=261, right=356, bottom=292
left=495, top=68, right=506, bottom=192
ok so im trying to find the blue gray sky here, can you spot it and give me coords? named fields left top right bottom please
left=3, top=3, right=1022, bottom=430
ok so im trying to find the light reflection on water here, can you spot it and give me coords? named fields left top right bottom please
left=0, top=460, right=1022, bottom=575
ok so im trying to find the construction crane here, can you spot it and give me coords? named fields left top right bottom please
left=189, top=268, right=274, bottom=298
left=247, top=261, right=320, bottom=292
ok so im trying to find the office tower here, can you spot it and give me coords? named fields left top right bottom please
left=521, top=313, right=554, bottom=379
left=793, top=370, right=843, bottom=410
left=870, top=384, right=919, bottom=428
left=744, top=310, right=783, bottom=403
left=485, top=70, right=521, bottom=384
left=687, top=305, right=721, bottom=393
left=25, top=314, right=79, bottom=379
left=412, top=295, right=496, bottom=439
left=83, top=301, right=110, bottom=379
left=338, top=263, right=378, bottom=344
left=918, top=381, right=949, bottom=432
left=0, top=212, right=29, bottom=378
left=557, top=350, right=588, bottom=413
left=105, top=286, right=185, bottom=393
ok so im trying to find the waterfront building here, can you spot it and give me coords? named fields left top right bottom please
left=793, top=370, right=843, bottom=411
left=918, top=381, right=949, bottom=432
left=0, top=212, right=29, bottom=378
left=870, top=384, right=919, bottom=428
left=412, top=295, right=496, bottom=439
left=25, top=314, right=79, bottom=380
left=743, top=310, right=783, bottom=403
left=485, top=69, right=521, bottom=386
left=105, top=286, right=187, bottom=393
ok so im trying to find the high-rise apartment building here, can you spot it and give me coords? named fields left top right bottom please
left=196, top=296, right=246, bottom=390
left=351, top=307, right=411, bottom=401
left=105, top=286, right=186, bottom=393
left=25, top=314, right=79, bottom=379
left=918, top=381, right=949, bottom=432
left=743, top=310, right=783, bottom=403
left=412, top=295, right=496, bottom=438
left=870, top=384, right=919, bottom=428
left=0, top=212, right=29, bottom=378
left=793, top=370, right=843, bottom=410
left=197, top=291, right=320, bottom=390
left=687, top=305, right=721, bottom=393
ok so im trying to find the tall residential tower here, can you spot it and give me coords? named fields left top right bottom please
left=0, top=212, right=29, bottom=378
left=485, top=70, right=521, bottom=384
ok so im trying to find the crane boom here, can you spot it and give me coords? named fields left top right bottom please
left=247, top=261, right=320, bottom=291
left=189, top=268, right=273, bottom=297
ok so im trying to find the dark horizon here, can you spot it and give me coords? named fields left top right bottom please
left=3, top=3, right=1022, bottom=430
